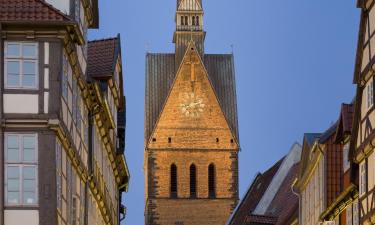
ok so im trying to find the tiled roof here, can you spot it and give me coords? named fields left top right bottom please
left=228, top=159, right=284, bottom=225
left=145, top=53, right=239, bottom=143
left=244, top=215, right=278, bottom=225
left=88, top=36, right=120, bottom=79
left=0, top=0, right=72, bottom=22
left=334, top=103, right=354, bottom=142
left=267, top=163, right=300, bottom=225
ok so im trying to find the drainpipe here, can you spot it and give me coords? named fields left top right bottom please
left=85, top=109, right=94, bottom=225
left=291, top=179, right=300, bottom=225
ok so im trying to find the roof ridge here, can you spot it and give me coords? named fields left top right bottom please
left=89, top=36, right=119, bottom=43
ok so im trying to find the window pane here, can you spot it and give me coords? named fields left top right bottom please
left=23, top=167, right=36, bottom=179
left=22, top=74, right=36, bottom=87
left=23, top=44, right=37, bottom=58
left=7, top=61, right=20, bottom=74
left=7, top=148, right=19, bottom=162
left=7, top=167, right=20, bottom=179
left=7, top=191, right=20, bottom=204
left=23, top=136, right=35, bottom=148
left=24, top=148, right=35, bottom=162
left=7, top=43, right=20, bottom=56
left=23, top=191, right=37, bottom=204
left=23, top=62, right=36, bottom=74
left=7, top=179, right=19, bottom=191
left=23, top=179, right=36, bottom=191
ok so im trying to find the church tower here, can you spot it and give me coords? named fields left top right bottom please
left=145, top=1, right=240, bottom=224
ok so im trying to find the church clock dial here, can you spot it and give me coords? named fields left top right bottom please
left=180, top=92, right=205, bottom=118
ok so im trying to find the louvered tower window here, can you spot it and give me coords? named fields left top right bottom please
left=208, top=164, right=216, bottom=198
left=192, top=16, right=196, bottom=26
left=196, top=16, right=200, bottom=26
left=190, top=164, right=197, bottom=198
left=170, top=164, right=178, bottom=198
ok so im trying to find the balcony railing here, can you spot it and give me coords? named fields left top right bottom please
left=176, top=25, right=203, bottom=31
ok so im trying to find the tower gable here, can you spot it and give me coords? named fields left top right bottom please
left=147, top=42, right=238, bottom=150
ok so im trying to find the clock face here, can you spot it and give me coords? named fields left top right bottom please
left=180, top=92, right=205, bottom=118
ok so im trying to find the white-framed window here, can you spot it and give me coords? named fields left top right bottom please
left=343, top=143, right=350, bottom=172
left=5, top=42, right=38, bottom=89
left=367, top=80, right=374, bottom=109
left=360, top=162, right=367, bottom=196
left=4, top=133, right=38, bottom=206
left=353, top=200, right=359, bottom=225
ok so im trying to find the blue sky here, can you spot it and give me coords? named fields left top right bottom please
left=89, top=1, right=360, bottom=224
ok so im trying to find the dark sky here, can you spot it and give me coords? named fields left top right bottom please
left=89, top=0, right=360, bottom=224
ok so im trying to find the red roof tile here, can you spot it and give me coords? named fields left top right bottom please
left=266, top=163, right=299, bottom=225
left=0, top=0, right=72, bottom=23
left=229, top=159, right=284, bottom=225
left=245, top=215, right=278, bottom=225
left=88, top=36, right=120, bottom=79
left=335, top=103, right=354, bottom=142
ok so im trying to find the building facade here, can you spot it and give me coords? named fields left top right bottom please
left=144, top=0, right=240, bottom=224
left=351, top=0, right=375, bottom=224
left=0, top=1, right=129, bottom=225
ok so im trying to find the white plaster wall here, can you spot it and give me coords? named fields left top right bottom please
left=4, top=210, right=39, bottom=225
left=3, top=94, right=39, bottom=114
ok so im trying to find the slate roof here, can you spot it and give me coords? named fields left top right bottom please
left=228, top=159, right=284, bottom=225
left=88, top=35, right=121, bottom=79
left=0, top=0, right=72, bottom=23
left=145, top=53, right=239, bottom=143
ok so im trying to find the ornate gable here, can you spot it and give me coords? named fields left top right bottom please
left=147, top=42, right=238, bottom=150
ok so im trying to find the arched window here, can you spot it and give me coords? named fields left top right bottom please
left=196, top=16, right=200, bottom=26
left=171, top=164, right=177, bottom=198
left=208, top=164, right=216, bottom=198
left=190, top=164, right=197, bottom=198
left=192, top=16, right=196, bottom=26
left=185, top=16, right=188, bottom=26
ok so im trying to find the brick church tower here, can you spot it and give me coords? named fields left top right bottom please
left=144, top=1, right=240, bottom=224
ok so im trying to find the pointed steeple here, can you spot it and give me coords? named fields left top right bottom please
left=173, top=0, right=205, bottom=69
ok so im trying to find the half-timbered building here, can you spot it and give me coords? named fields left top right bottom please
left=0, top=1, right=129, bottom=225
left=350, top=0, right=375, bottom=224
left=144, top=0, right=239, bottom=224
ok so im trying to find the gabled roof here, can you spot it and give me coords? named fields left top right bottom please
left=304, top=133, right=321, bottom=147
left=334, top=103, right=354, bottom=142
left=0, top=0, right=72, bottom=23
left=319, top=122, right=338, bottom=144
left=145, top=53, right=239, bottom=143
left=227, top=159, right=284, bottom=225
left=88, top=35, right=121, bottom=79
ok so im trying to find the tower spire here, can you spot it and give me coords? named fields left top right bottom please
left=173, top=0, right=206, bottom=69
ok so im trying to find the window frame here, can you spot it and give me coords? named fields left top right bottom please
left=360, top=162, right=367, bottom=196
left=367, top=79, right=374, bottom=109
left=4, top=133, right=38, bottom=206
left=4, top=42, right=39, bottom=90
left=343, top=143, right=350, bottom=172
